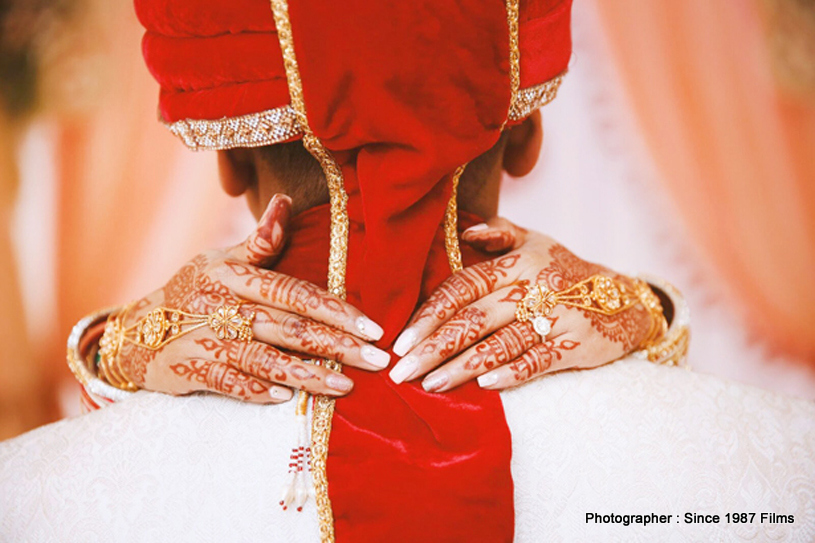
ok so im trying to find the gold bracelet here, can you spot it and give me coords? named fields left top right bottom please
left=632, top=277, right=690, bottom=368
left=633, top=279, right=669, bottom=350
left=67, top=306, right=135, bottom=403
left=97, top=303, right=139, bottom=392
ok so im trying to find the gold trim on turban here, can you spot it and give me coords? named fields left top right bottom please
left=160, top=75, right=565, bottom=152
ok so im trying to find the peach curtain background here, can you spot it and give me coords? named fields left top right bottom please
left=0, top=0, right=248, bottom=439
left=1, top=0, right=813, bottom=439
left=594, top=0, right=815, bottom=360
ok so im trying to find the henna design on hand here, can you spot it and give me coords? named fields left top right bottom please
left=418, top=306, right=488, bottom=359
left=538, top=244, right=649, bottom=351
left=194, top=337, right=317, bottom=385
left=170, top=360, right=269, bottom=399
left=241, top=193, right=290, bottom=267
left=162, top=254, right=206, bottom=310
left=276, top=311, right=360, bottom=361
left=463, top=319, right=549, bottom=371
left=411, top=253, right=521, bottom=327
left=119, top=341, right=156, bottom=386
left=225, top=261, right=347, bottom=318
left=119, top=254, right=240, bottom=385
left=508, top=337, right=580, bottom=382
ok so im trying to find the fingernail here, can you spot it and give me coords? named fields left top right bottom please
left=389, top=355, right=418, bottom=384
left=356, top=316, right=384, bottom=341
left=260, top=196, right=278, bottom=224
left=269, top=387, right=293, bottom=401
left=463, top=223, right=489, bottom=235
left=270, top=221, right=283, bottom=248
left=477, top=372, right=499, bottom=388
left=326, top=373, right=354, bottom=393
left=393, top=328, right=418, bottom=357
left=422, top=371, right=449, bottom=393
left=360, top=345, right=390, bottom=369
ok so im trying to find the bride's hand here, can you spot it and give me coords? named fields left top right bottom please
left=388, top=217, right=653, bottom=392
left=115, top=194, right=388, bottom=403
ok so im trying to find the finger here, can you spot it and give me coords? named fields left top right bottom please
left=227, top=193, right=292, bottom=268
left=191, top=337, right=355, bottom=397
left=251, top=306, right=390, bottom=371
left=393, top=254, right=525, bottom=356
left=390, top=285, right=522, bottom=384
left=461, top=217, right=527, bottom=253
left=476, top=334, right=586, bottom=390
left=168, top=359, right=295, bottom=404
left=219, top=264, right=383, bottom=342
left=421, top=320, right=542, bottom=393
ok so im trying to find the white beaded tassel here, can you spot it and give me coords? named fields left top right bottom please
left=280, top=390, right=313, bottom=512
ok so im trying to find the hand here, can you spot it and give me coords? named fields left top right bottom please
left=388, top=217, right=652, bottom=392
left=114, top=194, right=389, bottom=404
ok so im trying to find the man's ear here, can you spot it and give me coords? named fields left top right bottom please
left=217, top=149, right=257, bottom=196
left=502, top=109, right=543, bottom=178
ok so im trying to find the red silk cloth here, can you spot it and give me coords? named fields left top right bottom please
left=275, top=205, right=514, bottom=541
left=135, top=1, right=573, bottom=540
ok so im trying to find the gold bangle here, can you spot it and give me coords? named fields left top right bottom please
left=633, top=280, right=669, bottom=350
left=632, top=277, right=691, bottom=368
left=97, top=302, right=139, bottom=392
left=67, top=306, right=135, bottom=403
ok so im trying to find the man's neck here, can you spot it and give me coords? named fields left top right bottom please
left=250, top=173, right=501, bottom=222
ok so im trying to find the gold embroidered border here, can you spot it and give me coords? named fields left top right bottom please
left=161, top=81, right=565, bottom=152
left=163, top=105, right=302, bottom=151
left=508, top=74, right=566, bottom=121
left=270, top=0, right=347, bottom=541
left=505, top=0, right=521, bottom=122
left=444, top=165, right=467, bottom=274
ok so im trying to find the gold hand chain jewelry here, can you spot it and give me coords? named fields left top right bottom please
left=97, top=303, right=255, bottom=391
left=516, top=274, right=639, bottom=337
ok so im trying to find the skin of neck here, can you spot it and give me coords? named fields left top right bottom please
left=219, top=111, right=542, bottom=224
left=248, top=154, right=503, bottom=223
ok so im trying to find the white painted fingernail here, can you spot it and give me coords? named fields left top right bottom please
left=422, top=371, right=449, bottom=393
left=269, top=387, right=293, bottom=401
left=477, top=373, right=499, bottom=388
left=356, top=316, right=384, bottom=341
left=326, top=373, right=354, bottom=393
left=389, top=355, right=418, bottom=384
left=393, top=328, right=418, bottom=357
left=463, top=223, right=489, bottom=235
left=360, top=345, right=390, bottom=369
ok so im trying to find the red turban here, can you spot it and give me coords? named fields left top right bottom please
left=135, top=1, right=572, bottom=541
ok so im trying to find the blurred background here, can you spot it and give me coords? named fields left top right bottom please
left=1, top=0, right=813, bottom=440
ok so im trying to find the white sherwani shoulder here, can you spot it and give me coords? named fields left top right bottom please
left=2, top=359, right=814, bottom=542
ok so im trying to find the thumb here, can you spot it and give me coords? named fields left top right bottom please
left=229, top=194, right=292, bottom=267
left=460, top=216, right=527, bottom=253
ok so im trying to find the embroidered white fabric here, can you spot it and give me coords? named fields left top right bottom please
left=1, top=358, right=813, bottom=542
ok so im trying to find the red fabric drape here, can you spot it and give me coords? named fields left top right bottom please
left=275, top=205, right=514, bottom=542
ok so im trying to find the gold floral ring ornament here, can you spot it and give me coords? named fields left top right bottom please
left=516, top=274, right=639, bottom=338
left=98, top=303, right=255, bottom=391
